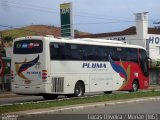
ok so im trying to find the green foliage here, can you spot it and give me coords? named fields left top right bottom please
left=150, top=60, right=160, bottom=69
left=3, top=36, right=13, bottom=42
left=2, top=29, right=37, bottom=40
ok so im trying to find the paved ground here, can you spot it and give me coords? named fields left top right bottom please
left=3, top=96, right=160, bottom=118
left=0, top=92, right=24, bottom=98
left=0, top=85, right=160, bottom=98
left=0, top=85, right=160, bottom=120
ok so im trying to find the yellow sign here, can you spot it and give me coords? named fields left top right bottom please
left=60, top=3, right=70, bottom=14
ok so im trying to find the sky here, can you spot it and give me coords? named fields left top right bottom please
left=0, top=0, right=160, bottom=33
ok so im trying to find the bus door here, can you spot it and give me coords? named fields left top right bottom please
left=139, top=49, right=149, bottom=88
left=139, top=49, right=149, bottom=77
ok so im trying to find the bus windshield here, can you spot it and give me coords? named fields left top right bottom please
left=13, top=40, right=43, bottom=54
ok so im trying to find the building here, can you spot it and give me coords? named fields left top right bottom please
left=77, top=12, right=160, bottom=85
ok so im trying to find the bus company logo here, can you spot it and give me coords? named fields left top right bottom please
left=16, top=43, right=40, bottom=49
left=15, top=55, right=40, bottom=80
left=16, top=43, right=21, bottom=48
left=82, top=63, right=107, bottom=69
left=109, top=55, right=131, bottom=90
left=22, top=43, right=28, bottom=48
left=28, top=43, right=34, bottom=48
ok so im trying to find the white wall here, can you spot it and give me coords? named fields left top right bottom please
left=148, top=34, right=160, bottom=60
left=99, top=13, right=160, bottom=61
left=4, top=47, right=12, bottom=57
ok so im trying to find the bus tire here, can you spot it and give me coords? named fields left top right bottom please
left=104, top=91, right=112, bottom=94
left=130, top=80, right=139, bottom=92
left=42, top=94, right=58, bottom=100
left=74, top=82, right=85, bottom=97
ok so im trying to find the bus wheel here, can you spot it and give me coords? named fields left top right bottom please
left=74, top=82, right=85, bottom=97
left=104, top=91, right=112, bottom=94
left=42, top=94, right=58, bottom=100
left=130, top=80, right=139, bottom=92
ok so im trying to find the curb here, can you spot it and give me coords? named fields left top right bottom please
left=9, top=96, right=160, bottom=117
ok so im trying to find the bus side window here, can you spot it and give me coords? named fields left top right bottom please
left=109, top=47, right=122, bottom=61
left=103, top=46, right=109, bottom=61
left=63, top=44, right=72, bottom=60
left=55, top=43, right=65, bottom=60
left=108, top=47, right=114, bottom=60
left=124, top=48, right=138, bottom=63
left=71, top=44, right=83, bottom=60
left=50, top=43, right=69, bottom=60
left=86, top=45, right=97, bottom=60
left=80, top=45, right=87, bottom=60
left=116, top=47, right=123, bottom=61
left=97, top=46, right=106, bottom=61
left=50, top=43, right=59, bottom=60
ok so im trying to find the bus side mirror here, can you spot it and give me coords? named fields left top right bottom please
left=147, top=57, right=152, bottom=69
left=147, top=57, right=152, bottom=62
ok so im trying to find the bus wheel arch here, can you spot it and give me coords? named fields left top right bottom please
left=74, top=80, right=85, bottom=97
left=130, top=79, right=139, bottom=92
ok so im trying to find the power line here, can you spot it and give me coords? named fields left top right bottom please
left=0, top=3, right=59, bottom=14
left=0, top=1, right=133, bottom=22
left=5, top=0, right=131, bottom=21
left=1, top=1, right=159, bottom=36
left=1, top=1, right=159, bottom=25
left=1, top=0, right=58, bottom=11
left=0, top=17, right=159, bottom=30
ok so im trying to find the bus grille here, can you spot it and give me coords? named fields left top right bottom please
left=52, top=77, right=64, bottom=92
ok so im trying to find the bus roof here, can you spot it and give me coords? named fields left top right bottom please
left=52, top=37, right=145, bottom=50
left=14, top=36, right=145, bottom=50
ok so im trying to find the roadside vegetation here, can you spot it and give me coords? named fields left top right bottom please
left=0, top=91, right=160, bottom=114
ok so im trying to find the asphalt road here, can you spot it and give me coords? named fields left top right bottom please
left=0, top=96, right=44, bottom=105
left=1, top=87, right=158, bottom=105
left=1, top=85, right=159, bottom=105
left=0, top=89, right=159, bottom=106
left=15, top=100, right=160, bottom=120
left=60, top=100, right=160, bottom=114
left=0, top=91, right=127, bottom=105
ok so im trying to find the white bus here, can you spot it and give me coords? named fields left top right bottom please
left=11, top=36, right=149, bottom=99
